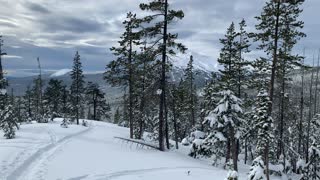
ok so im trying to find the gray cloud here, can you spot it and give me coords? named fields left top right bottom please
left=0, top=0, right=318, bottom=77
left=25, top=2, right=51, bottom=14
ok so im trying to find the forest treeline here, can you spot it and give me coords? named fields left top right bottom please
left=0, top=0, right=319, bottom=179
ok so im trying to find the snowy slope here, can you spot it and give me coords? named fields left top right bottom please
left=0, top=120, right=281, bottom=180
left=50, top=69, right=71, bottom=77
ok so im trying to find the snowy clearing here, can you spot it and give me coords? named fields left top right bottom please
left=0, top=119, right=280, bottom=180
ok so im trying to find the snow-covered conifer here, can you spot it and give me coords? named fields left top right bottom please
left=0, top=104, right=19, bottom=139
left=205, top=90, right=242, bottom=170
left=248, top=156, right=267, bottom=180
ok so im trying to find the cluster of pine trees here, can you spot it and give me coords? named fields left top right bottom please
left=0, top=43, right=111, bottom=138
left=0, top=0, right=319, bottom=179
left=105, top=0, right=319, bottom=179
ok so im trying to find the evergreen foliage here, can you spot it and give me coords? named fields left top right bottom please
left=70, top=51, right=85, bottom=125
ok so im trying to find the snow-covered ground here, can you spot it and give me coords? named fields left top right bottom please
left=0, top=119, right=277, bottom=180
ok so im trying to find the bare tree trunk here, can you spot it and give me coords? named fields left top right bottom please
left=244, top=138, right=248, bottom=164
left=158, top=0, right=168, bottom=151
left=278, top=46, right=287, bottom=162
left=306, top=55, right=315, bottom=163
left=138, top=71, right=145, bottom=139
left=172, top=96, right=179, bottom=149
left=128, top=27, right=134, bottom=138
left=298, top=49, right=305, bottom=156
left=265, top=140, right=270, bottom=180
left=314, top=50, right=320, bottom=115
left=231, top=128, right=238, bottom=171
left=0, top=37, right=6, bottom=91
left=93, top=91, right=97, bottom=120
left=190, top=55, right=195, bottom=126
left=165, top=94, right=170, bottom=149
left=226, top=135, right=231, bottom=167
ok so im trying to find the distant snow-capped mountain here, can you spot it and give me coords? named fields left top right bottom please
left=50, top=69, right=71, bottom=77
left=172, top=52, right=218, bottom=73
left=7, top=65, right=213, bottom=105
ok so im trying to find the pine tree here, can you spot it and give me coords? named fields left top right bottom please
left=138, top=0, right=187, bottom=151
left=248, top=156, right=267, bottom=180
left=205, top=90, right=242, bottom=171
left=85, top=82, right=111, bottom=121
left=70, top=51, right=85, bottom=125
left=22, top=86, right=33, bottom=122
left=236, top=19, right=251, bottom=98
left=184, top=55, right=197, bottom=127
left=217, top=22, right=239, bottom=91
left=43, top=79, right=66, bottom=121
left=171, top=79, right=190, bottom=141
left=28, top=76, right=45, bottom=123
left=61, top=86, right=71, bottom=128
left=255, top=0, right=305, bottom=165
left=248, top=89, right=274, bottom=179
left=0, top=100, right=19, bottom=139
left=132, top=47, right=157, bottom=139
left=105, top=12, right=140, bottom=138
left=254, top=0, right=304, bottom=104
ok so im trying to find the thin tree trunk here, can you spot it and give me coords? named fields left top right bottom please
left=172, top=95, right=179, bottom=149
left=278, top=47, right=287, bottom=161
left=298, top=49, right=305, bottom=156
left=231, top=127, right=238, bottom=171
left=158, top=0, right=168, bottom=151
left=128, top=24, right=134, bottom=139
left=0, top=38, right=5, bottom=91
left=226, top=135, right=231, bottom=167
left=93, top=91, right=97, bottom=120
left=165, top=93, right=170, bottom=149
left=138, top=58, right=146, bottom=139
left=266, top=3, right=281, bottom=179
left=314, top=50, right=320, bottom=115
left=244, top=138, right=248, bottom=164
left=269, top=1, right=281, bottom=109
left=190, top=55, right=195, bottom=126
left=265, top=140, right=270, bottom=180
left=306, top=55, right=315, bottom=163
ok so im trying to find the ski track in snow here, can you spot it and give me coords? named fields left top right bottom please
left=6, top=123, right=94, bottom=180
left=0, top=126, right=50, bottom=179
left=66, top=166, right=215, bottom=180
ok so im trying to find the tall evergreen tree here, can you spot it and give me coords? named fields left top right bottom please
left=138, top=0, right=187, bottom=151
left=105, top=12, right=140, bottom=138
left=217, top=22, right=239, bottom=91
left=70, top=51, right=85, bottom=125
left=184, top=55, right=197, bottom=127
left=254, top=1, right=305, bottom=169
left=236, top=19, right=251, bottom=98
left=30, top=75, right=45, bottom=123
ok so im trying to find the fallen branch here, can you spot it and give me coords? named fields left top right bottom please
left=114, top=136, right=160, bottom=150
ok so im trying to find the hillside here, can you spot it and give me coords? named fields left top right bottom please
left=6, top=66, right=212, bottom=100
left=0, top=119, right=250, bottom=180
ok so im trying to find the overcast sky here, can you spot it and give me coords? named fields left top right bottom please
left=0, top=0, right=319, bottom=77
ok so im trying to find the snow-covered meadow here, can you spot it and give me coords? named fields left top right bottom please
left=0, top=119, right=284, bottom=180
